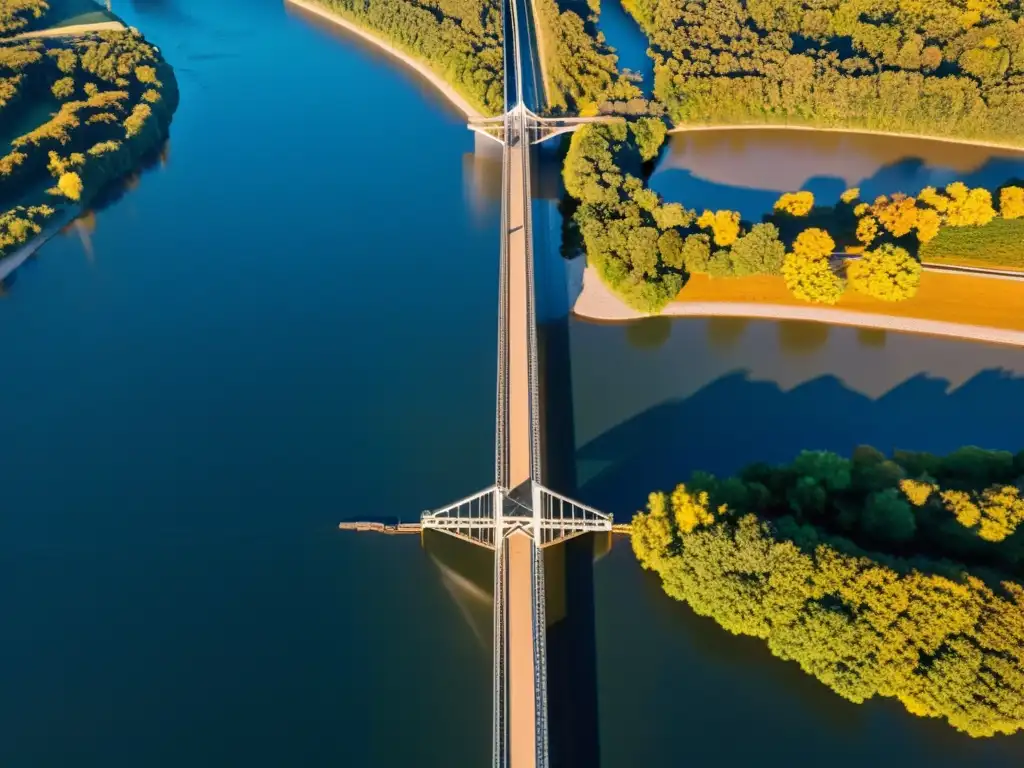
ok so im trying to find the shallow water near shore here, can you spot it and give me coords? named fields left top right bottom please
left=2, top=0, right=1023, bottom=766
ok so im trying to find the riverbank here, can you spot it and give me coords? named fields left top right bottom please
left=0, top=208, right=76, bottom=283
left=668, top=123, right=1024, bottom=153
left=284, top=0, right=483, bottom=120
left=14, top=20, right=123, bottom=39
left=1, top=23, right=179, bottom=266
left=573, top=266, right=1024, bottom=347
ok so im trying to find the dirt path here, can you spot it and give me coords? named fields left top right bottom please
left=284, top=0, right=483, bottom=120
left=572, top=266, right=1024, bottom=347
left=14, top=21, right=124, bottom=40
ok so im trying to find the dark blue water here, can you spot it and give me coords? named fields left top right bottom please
left=3, top=0, right=1024, bottom=765
left=1, top=1, right=496, bottom=765
left=595, top=0, right=652, bottom=93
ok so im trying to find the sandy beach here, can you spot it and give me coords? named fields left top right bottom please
left=572, top=266, right=1024, bottom=348
left=284, top=0, right=484, bottom=120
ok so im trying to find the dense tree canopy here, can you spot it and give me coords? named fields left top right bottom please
left=622, top=0, right=1024, bottom=145
left=0, top=29, right=178, bottom=257
left=564, top=120, right=689, bottom=311
left=0, top=0, right=49, bottom=35
left=308, top=0, right=504, bottom=115
left=631, top=444, right=1024, bottom=737
left=847, top=243, right=922, bottom=301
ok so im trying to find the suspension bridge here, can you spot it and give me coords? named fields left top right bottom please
left=343, top=0, right=615, bottom=764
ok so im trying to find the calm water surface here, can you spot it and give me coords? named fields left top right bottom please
left=2, top=0, right=1023, bottom=766
left=652, top=128, right=1024, bottom=220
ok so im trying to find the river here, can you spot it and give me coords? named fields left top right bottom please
left=2, top=1, right=1023, bottom=766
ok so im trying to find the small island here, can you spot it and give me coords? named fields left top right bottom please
left=553, top=0, right=1024, bottom=345
left=1, top=0, right=178, bottom=264
left=630, top=445, right=1024, bottom=737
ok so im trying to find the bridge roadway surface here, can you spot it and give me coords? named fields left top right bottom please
left=499, top=0, right=546, bottom=762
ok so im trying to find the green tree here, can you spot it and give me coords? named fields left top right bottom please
left=729, top=222, right=785, bottom=276
left=658, top=229, right=684, bottom=269
left=862, top=488, right=917, bottom=543
left=680, top=233, right=711, bottom=273
left=631, top=117, right=667, bottom=161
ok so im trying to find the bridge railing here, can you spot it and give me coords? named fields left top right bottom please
left=421, top=486, right=500, bottom=548
left=531, top=539, right=549, bottom=767
left=493, top=538, right=508, bottom=768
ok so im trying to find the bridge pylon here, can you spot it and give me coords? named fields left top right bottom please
left=468, top=107, right=624, bottom=147
left=420, top=481, right=611, bottom=548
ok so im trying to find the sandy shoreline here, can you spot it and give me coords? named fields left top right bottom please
left=0, top=208, right=77, bottom=283
left=668, top=122, right=1024, bottom=153
left=284, top=0, right=483, bottom=120
left=572, top=267, right=1024, bottom=348
left=14, top=21, right=124, bottom=40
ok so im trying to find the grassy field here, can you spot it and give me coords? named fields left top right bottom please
left=675, top=272, right=1024, bottom=331
left=919, top=217, right=1024, bottom=271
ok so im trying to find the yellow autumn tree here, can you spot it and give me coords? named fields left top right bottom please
left=999, top=185, right=1024, bottom=219
left=783, top=251, right=845, bottom=306
left=915, top=208, right=941, bottom=242
left=840, top=187, right=860, bottom=204
left=900, top=478, right=936, bottom=506
left=940, top=485, right=1024, bottom=542
left=56, top=172, right=83, bottom=201
left=848, top=244, right=922, bottom=302
left=856, top=215, right=879, bottom=245
left=774, top=191, right=814, bottom=216
left=872, top=194, right=919, bottom=237
left=945, top=183, right=996, bottom=226
left=793, top=227, right=835, bottom=259
left=697, top=209, right=741, bottom=246
left=854, top=202, right=870, bottom=217
left=919, top=186, right=949, bottom=212
left=630, top=492, right=677, bottom=570
left=669, top=484, right=723, bottom=533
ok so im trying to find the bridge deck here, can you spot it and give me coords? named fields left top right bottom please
left=506, top=137, right=531, bottom=491
left=506, top=531, right=538, bottom=767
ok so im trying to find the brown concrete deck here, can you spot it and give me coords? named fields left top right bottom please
left=506, top=136, right=531, bottom=491
left=506, top=530, right=538, bottom=768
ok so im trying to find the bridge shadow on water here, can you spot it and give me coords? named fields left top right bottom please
left=574, top=366, right=1024, bottom=517
left=575, top=362, right=1024, bottom=764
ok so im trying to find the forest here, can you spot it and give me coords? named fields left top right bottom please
left=306, top=0, right=505, bottom=115
left=622, top=0, right=1024, bottom=145
left=564, top=113, right=1024, bottom=309
left=630, top=445, right=1024, bottom=738
left=563, top=119, right=687, bottom=311
left=0, top=25, right=178, bottom=258
left=0, top=0, right=50, bottom=35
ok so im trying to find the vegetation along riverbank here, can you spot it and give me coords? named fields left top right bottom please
left=559, top=0, right=1024, bottom=322
left=290, top=0, right=504, bottom=117
left=624, top=0, right=1024, bottom=147
left=630, top=445, right=1024, bottom=738
left=1, top=0, right=179, bottom=260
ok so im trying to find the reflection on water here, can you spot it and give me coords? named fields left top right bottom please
left=580, top=316, right=1024, bottom=765
left=571, top=317, right=1024, bottom=508
left=777, top=319, right=830, bottom=356
left=705, top=316, right=748, bottom=348
left=625, top=316, right=672, bottom=350
left=652, top=128, right=1024, bottom=220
